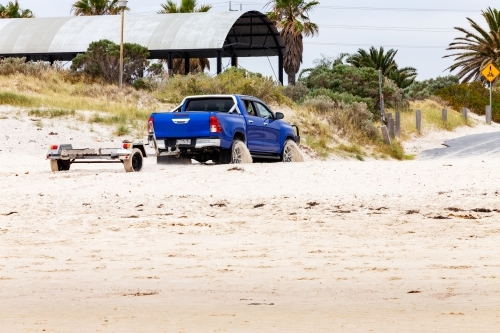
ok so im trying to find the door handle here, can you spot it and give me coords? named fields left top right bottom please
left=264, top=123, right=268, bottom=126
left=248, top=120, right=253, bottom=124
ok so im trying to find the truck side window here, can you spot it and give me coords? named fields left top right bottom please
left=244, top=100, right=256, bottom=116
left=254, top=102, right=274, bottom=119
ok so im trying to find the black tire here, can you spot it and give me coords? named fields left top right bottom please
left=124, top=148, right=143, bottom=172
left=281, top=140, right=304, bottom=162
left=231, top=140, right=252, bottom=164
left=50, top=159, right=71, bottom=172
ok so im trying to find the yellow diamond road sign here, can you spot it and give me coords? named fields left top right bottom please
left=482, top=64, right=500, bottom=82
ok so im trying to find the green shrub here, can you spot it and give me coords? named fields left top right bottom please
left=300, top=64, right=408, bottom=117
left=71, top=39, right=150, bottom=84
left=156, top=68, right=288, bottom=105
left=307, top=88, right=373, bottom=110
left=435, top=82, right=500, bottom=121
left=405, top=75, right=459, bottom=100
left=303, top=95, right=379, bottom=142
left=0, top=57, right=51, bottom=76
left=283, top=82, right=309, bottom=102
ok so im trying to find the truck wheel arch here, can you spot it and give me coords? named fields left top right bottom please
left=233, top=131, right=246, bottom=144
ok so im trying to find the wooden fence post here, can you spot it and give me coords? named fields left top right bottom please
left=381, top=125, right=391, bottom=145
left=416, top=110, right=421, bottom=135
left=442, top=108, right=447, bottom=122
left=389, top=118, right=395, bottom=139
left=395, top=111, right=401, bottom=137
left=462, top=107, right=468, bottom=123
left=486, top=106, right=492, bottom=125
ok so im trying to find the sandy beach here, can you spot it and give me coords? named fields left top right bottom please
left=1, top=106, right=499, bottom=332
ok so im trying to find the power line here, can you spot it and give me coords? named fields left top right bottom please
left=318, top=24, right=455, bottom=33
left=304, top=42, right=447, bottom=49
left=316, top=5, right=480, bottom=13
left=214, top=2, right=481, bottom=13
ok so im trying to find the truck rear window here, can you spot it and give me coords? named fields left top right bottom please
left=185, top=98, right=235, bottom=112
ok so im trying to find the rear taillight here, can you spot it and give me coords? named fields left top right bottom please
left=148, top=117, right=154, bottom=134
left=50, top=145, right=58, bottom=150
left=210, top=116, right=222, bottom=133
left=123, top=143, right=131, bottom=149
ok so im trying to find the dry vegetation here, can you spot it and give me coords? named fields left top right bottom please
left=0, top=60, right=475, bottom=159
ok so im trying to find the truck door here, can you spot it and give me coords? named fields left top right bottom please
left=242, top=99, right=265, bottom=152
left=254, top=102, right=281, bottom=153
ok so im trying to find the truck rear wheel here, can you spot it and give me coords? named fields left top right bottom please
left=282, top=140, right=304, bottom=162
left=124, top=148, right=143, bottom=172
left=231, top=140, right=252, bottom=164
left=50, top=159, right=71, bottom=172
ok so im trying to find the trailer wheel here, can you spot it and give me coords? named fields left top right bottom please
left=50, top=159, right=71, bottom=172
left=124, top=148, right=143, bottom=172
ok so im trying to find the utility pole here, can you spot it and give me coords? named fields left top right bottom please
left=378, top=69, right=385, bottom=124
left=117, top=0, right=128, bottom=88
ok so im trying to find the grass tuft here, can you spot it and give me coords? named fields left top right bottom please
left=114, top=124, right=130, bottom=136
left=28, top=109, right=76, bottom=118
left=0, top=91, right=38, bottom=107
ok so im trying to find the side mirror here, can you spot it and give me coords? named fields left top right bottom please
left=276, top=112, right=284, bottom=120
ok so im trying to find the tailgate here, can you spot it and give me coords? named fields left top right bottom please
left=153, top=112, right=212, bottom=138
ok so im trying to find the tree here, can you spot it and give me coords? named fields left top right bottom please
left=0, top=1, right=34, bottom=18
left=158, top=0, right=212, bottom=74
left=266, top=0, right=319, bottom=86
left=158, top=0, right=211, bottom=14
left=71, top=0, right=127, bottom=16
left=347, top=47, right=398, bottom=76
left=71, top=39, right=150, bottom=84
left=347, top=46, right=417, bottom=89
left=444, top=7, right=500, bottom=82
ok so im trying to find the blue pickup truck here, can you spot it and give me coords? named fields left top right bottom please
left=148, top=95, right=302, bottom=164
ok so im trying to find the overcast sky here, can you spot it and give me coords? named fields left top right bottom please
left=12, top=0, right=497, bottom=81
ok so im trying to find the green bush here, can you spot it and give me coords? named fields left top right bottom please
left=283, top=82, right=309, bottom=102
left=156, top=67, right=288, bottom=105
left=303, top=95, right=379, bottom=142
left=299, top=64, right=407, bottom=117
left=435, top=81, right=500, bottom=121
left=405, top=75, right=459, bottom=100
left=0, top=57, right=51, bottom=76
left=71, top=39, right=150, bottom=84
left=307, top=88, right=374, bottom=110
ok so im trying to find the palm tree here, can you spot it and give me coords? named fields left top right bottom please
left=71, top=0, right=127, bottom=16
left=444, top=7, right=500, bottom=82
left=159, top=0, right=212, bottom=74
left=347, top=46, right=417, bottom=89
left=266, top=0, right=319, bottom=86
left=0, top=1, right=34, bottom=18
left=388, top=67, right=418, bottom=89
left=158, top=0, right=211, bottom=14
left=347, top=46, right=398, bottom=76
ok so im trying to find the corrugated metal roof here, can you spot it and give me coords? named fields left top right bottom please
left=0, top=11, right=284, bottom=60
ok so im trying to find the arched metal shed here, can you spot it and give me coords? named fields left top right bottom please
left=0, top=10, right=285, bottom=83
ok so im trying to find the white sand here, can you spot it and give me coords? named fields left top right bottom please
left=1, top=106, right=500, bottom=332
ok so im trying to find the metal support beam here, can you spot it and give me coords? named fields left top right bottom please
left=217, top=50, right=222, bottom=74
left=231, top=55, right=238, bottom=68
left=184, top=53, right=189, bottom=75
left=278, top=53, right=284, bottom=85
left=167, top=52, right=173, bottom=75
